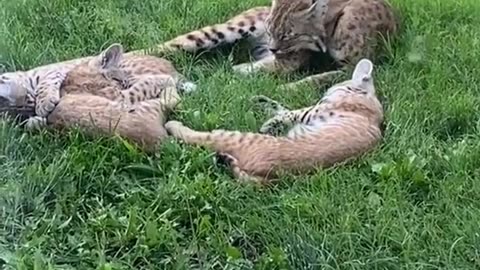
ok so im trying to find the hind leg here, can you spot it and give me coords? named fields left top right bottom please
left=217, top=152, right=266, bottom=184
left=233, top=52, right=308, bottom=75
left=280, top=70, right=346, bottom=91
left=165, top=120, right=201, bottom=142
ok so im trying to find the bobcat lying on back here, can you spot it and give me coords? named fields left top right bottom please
left=1, top=44, right=187, bottom=152
left=165, top=59, right=383, bottom=184
left=132, top=0, right=398, bottom=89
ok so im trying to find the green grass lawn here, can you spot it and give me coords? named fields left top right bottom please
left=1, top=0, right=480, bottom=269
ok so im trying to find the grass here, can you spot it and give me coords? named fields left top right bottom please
left=1, top=0, right=480, bottom=268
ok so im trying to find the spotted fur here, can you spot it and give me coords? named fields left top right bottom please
left=0, top=44, right=196, bottom=129
left=165, top=59, right=383, bottom=184
left=128, top=6, right=272, bottom=60
left=131, top=0, right=398, bottom=89
left=60, top=43, right=192, bottom=105
left=27, top=46, right=182, bottom=152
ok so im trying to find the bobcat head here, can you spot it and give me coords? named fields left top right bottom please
left=62, top=43, right=128, bottom=93
left=265, top=0, right=329, bottom=55
left=325, top=58, right=384, bottom=125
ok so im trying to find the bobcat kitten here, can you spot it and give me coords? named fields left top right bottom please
left=59, top=43, right=192, bottom=106
left=37, top=49, right=181, bottom=152
left=165, top=59, right=383, bottom=183
left=0, top=43, right=196, bottom=128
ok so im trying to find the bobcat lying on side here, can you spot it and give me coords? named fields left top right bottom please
left=131, top=0, right=398, bottom=89
left=165, top=59, right=383, bottom=183
left=0, top=43, right=196, bottom=129
left=1, top=44, right=186, bottom=152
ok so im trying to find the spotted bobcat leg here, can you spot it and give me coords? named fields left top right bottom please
left=233, top=52, right=307, bottom=75
left=158, top=86, right=181, bottom=110
left=232, top=55, right=276, bottom=75
left=259, top=106, right=315, bottom=135
left=118, top=75, right=178, bottom=105
left=127, top=7, right=270, bottom=56
left=281, top=70, right=346, bottom=90
left=35, top=71, right=66, bottom=117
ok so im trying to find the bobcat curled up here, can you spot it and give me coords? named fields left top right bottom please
left=165, top=59, right=383, bottom=184
left=1, top=44, right=184, bottom=152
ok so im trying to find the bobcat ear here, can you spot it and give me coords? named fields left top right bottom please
left=294, top=0, right=328, bottom=20
left=352, top=58, right=374, bottom=87
left=271, top=0, right=278, bottom=10
left=307, top=0, right=329, bottom=17
left=100, top=43, right=124, bottom=69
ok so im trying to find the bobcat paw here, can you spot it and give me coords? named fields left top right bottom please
left=279, top=81, right=304, bottom=91
left=251, top=95, right=287, bottom=115
left=165, top=120, right=184, bottom=134
left=250, top=95, right=274, bottom=104
left=36, top=95, right=60, bottom=117
left=178, top=81, right=197, bottom=93
left=259, top=117, right=283, bottom=135
left=232, top=63, right=255, bottom=75
left=25, top=116, right=47, bottom=130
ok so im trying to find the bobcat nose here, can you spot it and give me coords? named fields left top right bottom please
left=269, top=47, right=278, bottom=53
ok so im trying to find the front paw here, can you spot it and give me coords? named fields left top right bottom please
left=177, top=81, right=197, bottom=94
left=250, top=95, right=274, bottom=105
left=36, top=95, right=60, bottom=117
left=232, top=63, right=256, bottom=75
left=259, top=117, right=284, bottom=136
left=278, top=81, right=307, bottom=91
left=250, top=95, right=284, bottom=114
left=25, top=116, right=47, bottom=130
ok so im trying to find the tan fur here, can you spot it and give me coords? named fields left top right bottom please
left=165, top=59, right=383, bottom=184
left=0, top=44, right=195, bottom=129
left=45, top=55, right=181, bottom=152
left=128, top=7, right=271, bottom=59
left=8, top=44, right=185, bottom=152
left=46, top=93, right=178, bottom=152
left=59, top=44, right=190, bottom=105
left=8, top=44, right=195, bottom=131
left=131, top=0, right=398, bottom=88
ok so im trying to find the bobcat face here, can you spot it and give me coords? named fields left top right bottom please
left=61, top=66, right=125, bottom=94
left=266, top=0, right=329, bottom=55
left=62, top=43, right=129, bottom=93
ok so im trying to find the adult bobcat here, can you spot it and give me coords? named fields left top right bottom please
left=165, top=58, right=383, bottom=183
left=131, top=0, right=398, bottom=89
